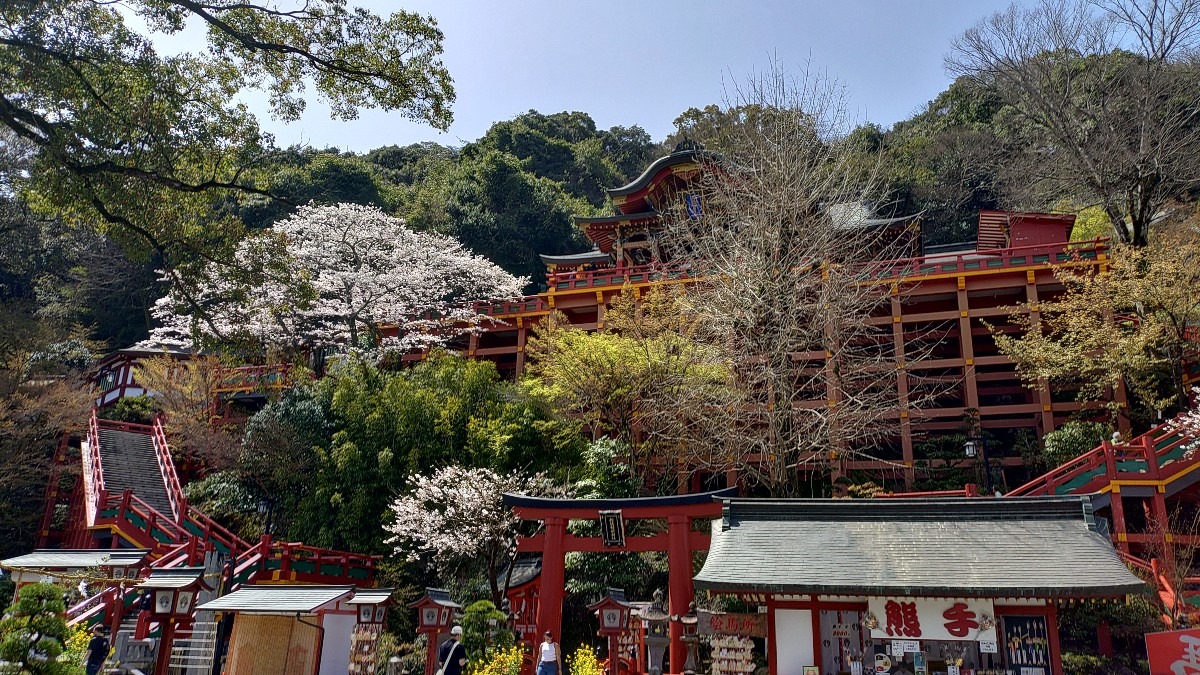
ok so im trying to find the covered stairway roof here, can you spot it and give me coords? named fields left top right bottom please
left=198, top=585, right=355, bottom=614
left=2, top=549, right=150, bottom=569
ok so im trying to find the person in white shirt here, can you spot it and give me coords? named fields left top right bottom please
left=537, top=630, right=562, bottom=675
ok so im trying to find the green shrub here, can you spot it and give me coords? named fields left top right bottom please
left=98, top=396, right=159, bottom=424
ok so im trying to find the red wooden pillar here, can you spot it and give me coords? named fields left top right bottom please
left=667, top=514, right=691, bottom=672
left=538, top=517, right=567, bottom=641
left=1096, top=620, right=1113, bottom=656
left=1046, top=603, right=1063, bottom=675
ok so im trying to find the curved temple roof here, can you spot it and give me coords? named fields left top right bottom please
left=695, top=496, right=1144, bottom=598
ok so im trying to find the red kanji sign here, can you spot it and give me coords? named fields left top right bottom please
left=942, top=602, right=979, bottom=638
left=868, top=597, right=996, bottom=642
left=1147, top=628, right=1200, bottom=675
left=885, top=600, right=922, bottom=638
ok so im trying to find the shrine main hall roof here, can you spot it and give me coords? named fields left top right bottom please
left=694, top=496, right=1143, bottom=599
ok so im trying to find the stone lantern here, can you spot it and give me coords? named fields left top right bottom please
left=672, top=601, right=700, bottom=675
left=588, top=588, right=632, bottom=675
left=409, top=588, right=461, bottom=675
left=639, top=589, right=670, bottom=675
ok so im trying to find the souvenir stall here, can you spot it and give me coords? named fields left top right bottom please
left=694, top=497, right=1144, bottom=675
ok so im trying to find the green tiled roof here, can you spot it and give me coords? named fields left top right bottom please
left=694, top=497, right=1144, bottom=598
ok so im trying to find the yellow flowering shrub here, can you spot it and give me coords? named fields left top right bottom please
left=566, top=646, right=604, bottom=675
left=472, top=645, right=526, bottom=675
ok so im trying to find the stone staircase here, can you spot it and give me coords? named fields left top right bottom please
left=97, top=428, right=174, bottom=518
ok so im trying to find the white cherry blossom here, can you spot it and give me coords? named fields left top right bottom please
left=149, top=203, right=527, bottom=353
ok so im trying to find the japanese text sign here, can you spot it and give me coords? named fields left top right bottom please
left=1147, top=627, right=1200, bottom=675
left=867, top=597, right=997, bottom=642
left=697, top=610, right=768, bottom=637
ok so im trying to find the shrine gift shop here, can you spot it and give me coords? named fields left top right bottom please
left=694, top=496, right=1144, bottom=675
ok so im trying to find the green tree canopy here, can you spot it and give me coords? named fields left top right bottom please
left=1, top=0, right=455, bottom=265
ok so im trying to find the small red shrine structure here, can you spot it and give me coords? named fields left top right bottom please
left=590, top=588, right=634, bottom=675
left=503, top=488, right=733, bottom=672
left=410, top=588, right=462, bottom=675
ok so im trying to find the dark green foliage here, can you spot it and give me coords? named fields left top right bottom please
left=1040, top=421, right=1113, bottom=472
left=239, top=353, right=581, bottom=554
left=1057, top=597, right=1159, bottom=669
left=0, top=583, right=71, bottom=674
left=440, top=150, right=589, bottom=285
left=1, top=0, right=455, bottom=267
left=98, top=396, right=158, bottom=425
left=182, top=471, right=263, bottom=541
left=235, top=387, right=332, bottom=538
left=460, top=600, right=513, bottom=662
left=874, top=78, right=1005, bottom=246
left=467, top=110, right=653, bottom=207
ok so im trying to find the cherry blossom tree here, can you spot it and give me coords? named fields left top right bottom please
left=385, top=465, right=566, bottom=605
left=149, top=203, right=527, bottom=354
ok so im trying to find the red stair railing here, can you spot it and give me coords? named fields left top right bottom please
left=150, top=415, right=186, bottom=521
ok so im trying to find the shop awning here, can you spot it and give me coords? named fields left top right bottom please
left=198, top=585, right=354, bottom=614
left=2, top=549, right=150, bottom=569
left=694, top=496, right=1145, bottom=598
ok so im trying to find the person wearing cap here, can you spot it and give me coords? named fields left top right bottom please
left=84, top=624, right=109, bottom=675
left=537, top=630, right=562, bottom=675
left=437, top=625, right=467, bottom=675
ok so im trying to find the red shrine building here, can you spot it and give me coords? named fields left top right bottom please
left=452, top=148, right=1111, bottom=489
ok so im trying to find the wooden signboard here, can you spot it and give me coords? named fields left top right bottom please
left=698, top=610, right=767, bottom=638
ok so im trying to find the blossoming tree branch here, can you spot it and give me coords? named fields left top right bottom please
left=150, top=203, right=527, bottom=354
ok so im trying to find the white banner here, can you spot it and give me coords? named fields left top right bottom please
left=867, top=597, right=997, bottom=642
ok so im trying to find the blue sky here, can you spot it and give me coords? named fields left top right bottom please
left=168, top=1, right=1015, bottom=152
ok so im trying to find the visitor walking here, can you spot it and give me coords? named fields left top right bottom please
left=437, top=625, right=467, bottom=675
left=537, top=630, right=561, bottom=675
left=84, top=625, right=109, bottom=675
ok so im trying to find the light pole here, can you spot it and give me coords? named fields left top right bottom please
left=964, top=437, right=996, bottom=496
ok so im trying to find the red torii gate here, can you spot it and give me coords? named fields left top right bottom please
left=504, top=488, right=733, bottom=672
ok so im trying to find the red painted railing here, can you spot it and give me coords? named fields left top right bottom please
left=67, top=541, right=193, bottom=627
left=866, top=239, right=1107, bottom=281
left=1008, top=414, right=1199, bottom=497
left=545, top=262, right=697, bottom=292
left=150, top=415, right=185, bottom=521
left=182, top=504, right=245, bottom=557
left=83, top=410, right=104, bottom=526
left=37, top=434, right=72, bottom=547
left=535, top=240, right=1108, bottom=297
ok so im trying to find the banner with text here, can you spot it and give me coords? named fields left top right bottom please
left=867, top=597, right=997, bottom=642
left=1147, top=627, right=1200, bottom=675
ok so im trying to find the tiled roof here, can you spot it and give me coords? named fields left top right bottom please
left=2, top=549, right=150, bottom=569
left=408, top=587, right=461, bottom=609
left=197, top=585, right=354, bottom=614
left=694, top=497, right=1145, bottom=598
left=539, top=251, right=614, bottom=266
left=346, top=588, right=394, bottom=605
left=137, top=567, right=211, bottom=590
